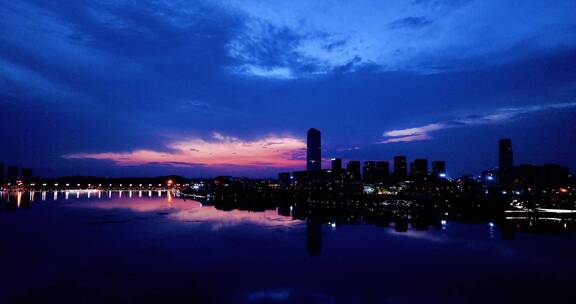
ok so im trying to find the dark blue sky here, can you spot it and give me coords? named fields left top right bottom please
left=1, top=0, right=575, bottom=178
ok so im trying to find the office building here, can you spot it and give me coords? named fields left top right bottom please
left=307, top=128, right=321, bottom=171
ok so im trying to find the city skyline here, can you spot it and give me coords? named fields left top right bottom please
left=1, top=1, right=576, bottom=178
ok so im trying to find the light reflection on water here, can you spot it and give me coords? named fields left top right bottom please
left=0, top=190, right=302, bottom=230
left=1, top=190, right=576, bottom=303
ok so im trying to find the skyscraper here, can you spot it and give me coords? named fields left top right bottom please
left=363, top=161, right=376, bottom=183
left=375, top=161, right=390, bottom=183
left=499, top=139, right=514, bottom=187
left=393, top=156, right=407, bottom=179
left=410, top=159, right=428, bottom=178
left=331, top=158, right=342, bottom=171
left=347, top=161, right=361, bottom=182
left=307, top=128, right=321, bottom=171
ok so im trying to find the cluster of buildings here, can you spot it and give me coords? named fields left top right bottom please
left=480, top=139, right=570, bottom=193
left=277, top=129, right=572, bottom=198
left=0, top=163, right=33, bottom=188
left=2, top=128, right=572, bottom=199
left=279, top=128, right=447, bottom=191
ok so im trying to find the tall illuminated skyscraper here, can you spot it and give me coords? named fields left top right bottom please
left=499, top=139, right=514, bottom=187
left=307, top=128, right=321, bottom=171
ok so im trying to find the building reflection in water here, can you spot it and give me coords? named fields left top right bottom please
left=1, top=191, right=576, bottom=256
left=306, top=216, right=322, bottom=256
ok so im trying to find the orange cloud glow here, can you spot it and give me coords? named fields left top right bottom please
left=64, top=133, right=306, bottom=168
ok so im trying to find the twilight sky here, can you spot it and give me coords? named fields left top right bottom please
left=1, top=0, right=575, bottom=178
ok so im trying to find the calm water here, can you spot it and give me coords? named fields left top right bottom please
left=1, top=190, right=576, bottom=303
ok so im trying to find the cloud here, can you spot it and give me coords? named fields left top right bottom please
left=232, top=64, right=294, bottom=79
left=381, top=102, right=576, bottom=143
left=220, top=0, right=576, bottom=75
left=63, top=133, right=306, bottom=169
left=388, top=16, right=433, bottom=29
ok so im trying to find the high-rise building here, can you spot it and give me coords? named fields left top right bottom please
left=410, top=159, right=428, bottom=177
left=347, top=161, right=361, bottom=182
left=307, top=128, right=321, bottom=171
left=499, top=139, right=514, bottom=187
left=432, top=161, right=446, bottom=177
left=393, top=156, right=407, bottom=179
left=22, top=168, right=33, bottom=182
left=0, top=162, right=4, bottom=183
left=331, top=158, right=342, bottom=171
left=7, top=166, right=18, bottom=182
left=363, top=161, right=376, bottom=183
left=375, top=161, right=390, bottom=183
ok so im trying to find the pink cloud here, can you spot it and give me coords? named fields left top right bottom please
left=64, top=133, right=306, bottom=169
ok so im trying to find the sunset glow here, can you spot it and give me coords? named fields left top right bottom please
left=64, top=133, right=306, bottom=169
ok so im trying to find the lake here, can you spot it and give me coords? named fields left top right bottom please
left=1, top=190, right=575, bottom=303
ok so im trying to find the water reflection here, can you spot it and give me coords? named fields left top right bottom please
left=1, top=190, right=576, bottom=251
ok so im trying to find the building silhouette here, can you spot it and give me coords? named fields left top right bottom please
left=499, top=139, right=514, bottom=187
left=307, top=128, right=321, bottom=171
left=331, top=158, right=342, bottom=171
left=347, top=161, right=361, bottom=182
left=22, top=168, right=33, bottom=182
left=394, top=156, right=407, bottom=179
left=7, top=166, right=18, bottom=182
left=363, top=161, right=376, bottom=183
left=410, top=159, right=428, bottom=178
left=375, top=161, right=390, bottom=183
left=432, top=161, right=446, bottom=177
left=515, top=164, right=569, bottom=188
left=0, top=162, right=4, bottom=183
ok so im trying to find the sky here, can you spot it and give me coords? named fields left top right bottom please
left=1, top=0, right=575, bottom=178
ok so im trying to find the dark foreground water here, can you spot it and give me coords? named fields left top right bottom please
left=1, top=191, right=576, bottom=303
